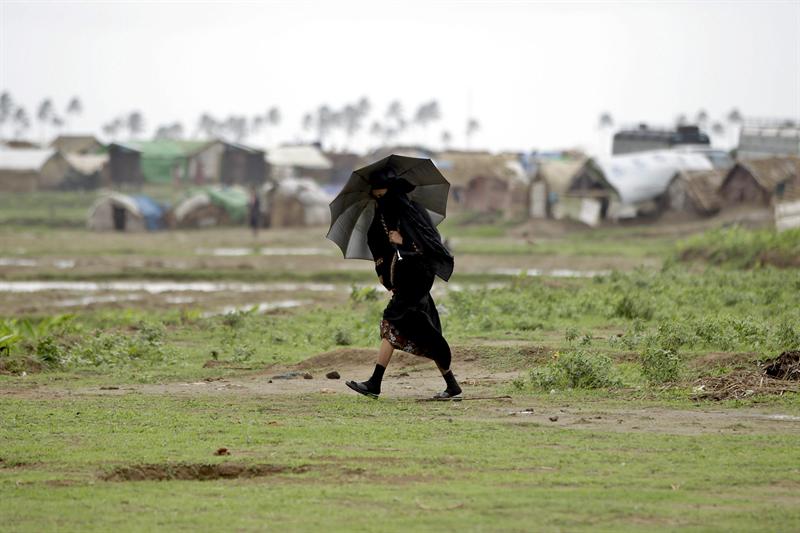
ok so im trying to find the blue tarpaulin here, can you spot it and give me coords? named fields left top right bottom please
left=132, top=195, right=166, bottom=230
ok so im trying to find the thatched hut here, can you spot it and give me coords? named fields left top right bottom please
left=663, top=169, right=725, bottom=216
left=529, top=158, right=589, bottom=219
left=434, top=151, right=528, bottom=216
left=267, top=177, right=331, bottom=228
left=50, top=135, right=104, bottom=155
left=719, top=157, right=800, bottom=206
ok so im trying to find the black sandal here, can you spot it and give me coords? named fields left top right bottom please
left=346, top=380, right=380, bottom=399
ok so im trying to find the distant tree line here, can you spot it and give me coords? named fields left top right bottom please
left=0, top=90, right=484, bottom=152
left=0, top=91, right=83, bottom=142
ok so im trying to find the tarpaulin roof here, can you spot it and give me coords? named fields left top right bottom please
left=205, top=186, right=249, bottom=223
left=266, top=145, right=332, bottom=169
left=0, top=148, right=56, bottom=171
left=131, top=195, right=167, bottom=230
left=124, top=140, right=214, bottom=184
left=593, top=150, right=713, bottom=205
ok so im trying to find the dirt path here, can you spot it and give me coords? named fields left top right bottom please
left=5, top=346, right=798, bottom=437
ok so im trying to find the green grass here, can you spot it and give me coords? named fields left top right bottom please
left=676, top=226, right=800, bottom=268
left=1, top=394, right=799, bottom=532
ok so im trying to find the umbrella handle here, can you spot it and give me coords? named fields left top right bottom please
left=396, top=249, right=403, bottom=262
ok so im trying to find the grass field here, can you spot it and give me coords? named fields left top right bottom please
left=1, top=192, right=799, bottom=532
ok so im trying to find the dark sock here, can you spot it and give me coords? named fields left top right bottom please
left=365, top=364, right=386, bottom=392
left=442, top=370, right=461, bottom=394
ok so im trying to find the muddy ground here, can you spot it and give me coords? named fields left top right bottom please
left=4, top=345, right=799, bottom=437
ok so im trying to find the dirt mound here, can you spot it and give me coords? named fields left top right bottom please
left=102, top=462, right=308, bottom=482
left=0, top=357, right=43, bottom=375
left=294, top=348, right=428, bottom=371
left=763, top=351, right=800, bottom=381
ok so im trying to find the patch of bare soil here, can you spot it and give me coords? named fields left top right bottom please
left=101, top=463, right=308, bottom=482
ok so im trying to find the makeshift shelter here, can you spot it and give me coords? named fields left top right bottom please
left=124, top=140, right=212, bottom=184
left=434, top=151, right=528, bottom=215
left=108, top=143, right=144, bottom=188
left=325, top=151, right=361, bottom=185
left=87, top=193, right=166, bottom=232
left=50, top=135, right=104, bottom=155
left=267, top=177, right=331, bottom=228
left=266, top=144, right=332, bottom=183
left=187, top=141, right=267, bottom=186
left=663, top=169, right=725, bottom=216
left=578, top=150, right=714, bottom=219
left=529, top=158, right=589, bottom=219
left=0, top=148, right=59, bottom=192
left=719, top=157, right=800, bottom=207
left=170, top=186, right=249, bottom=228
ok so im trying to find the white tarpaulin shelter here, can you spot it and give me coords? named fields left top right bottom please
left=593, top=150, right=713, bottom=206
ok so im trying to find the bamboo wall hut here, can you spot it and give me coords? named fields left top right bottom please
left=108, top=143, right=144, bottom=188
left=434, top=151, right=528, bottom=216
left=718, top=157, right=800, bottom=206
left=663, top=169, right=725, bottom=216
left=266, top=145, right=332, bottom=184
left=0, top=148, right=61, bottom=192
left=267, top=177, right=331, bottom=228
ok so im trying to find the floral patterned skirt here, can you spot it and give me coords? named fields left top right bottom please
left=380, top=319, right=426, bottom=357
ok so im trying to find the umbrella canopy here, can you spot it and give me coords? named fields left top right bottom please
left=326, top=155, right=450, bottom=260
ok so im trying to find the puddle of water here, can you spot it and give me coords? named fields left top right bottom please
left=0, top=258, right=38, bottom=267
left=54, top=294, right=143, bottom=307
left=0, top=281, right=338, bottom=294
left=750, top=414, right=800, bottom=422
left=490, top=268, right=610, bottom=278
left=195, top=247, right=254, bottom=257
left=196, top=247, right=332, bottom=257
left=203, top=300, right=307, bottom=317
left=53, top=259, right=76, bottom=269
left=164, top=296, right=196, bottom=304
left=260, top=247, right=331, bottom=256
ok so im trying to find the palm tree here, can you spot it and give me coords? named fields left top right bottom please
left=127, top=111, right=144, bottom=140
left=37, top=98, right=54, bottom=142
left=597, top=112, right=614, bottom=155
left=675, top=114, right=688, bottom=128
left=12, top=107, right=30, bottom=138
left=195, top=113, right=216, bottom=139
left=726, top=108, right=743, bottom=148
left=466, top=118, right=480, bottom=149
left=385, top=100, right=405, bottom=143
left=0, top=91, right=13, bottom=140
left=66, top=96, right=82, bottom=131
left=414, top=100, right=441, bottom=146
left=441, top=130, right=452, bottom=149
left=695, top=109, right=709, bottom=131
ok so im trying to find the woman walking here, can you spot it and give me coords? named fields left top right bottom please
left=345, top=173, right=462, bottom=399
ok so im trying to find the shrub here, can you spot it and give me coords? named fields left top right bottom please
left=529, top=348, right=622, bottom=390
left=640, top=346, right=682, bottom=384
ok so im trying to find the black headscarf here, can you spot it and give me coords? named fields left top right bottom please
left=371, top=175, right=454, bottom=282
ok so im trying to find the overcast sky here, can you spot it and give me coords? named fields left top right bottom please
left=1, top=0, right=798, bottom=154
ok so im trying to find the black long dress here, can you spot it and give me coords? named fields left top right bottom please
left=366, top=192, right=453, bottom=370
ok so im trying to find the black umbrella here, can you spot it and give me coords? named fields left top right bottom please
left=326, top=154, right=450, bottom=260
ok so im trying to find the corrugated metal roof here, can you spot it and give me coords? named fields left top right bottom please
left=266, top=145, right=332, bottom=169
left=593, top=150, right=713, bottom=204
left=0, top=148, right=56, bottom=171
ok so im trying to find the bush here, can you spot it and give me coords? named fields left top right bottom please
left=528, top=348, right=622, bottom=390
left=640, top=346, right=682, bottom=384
